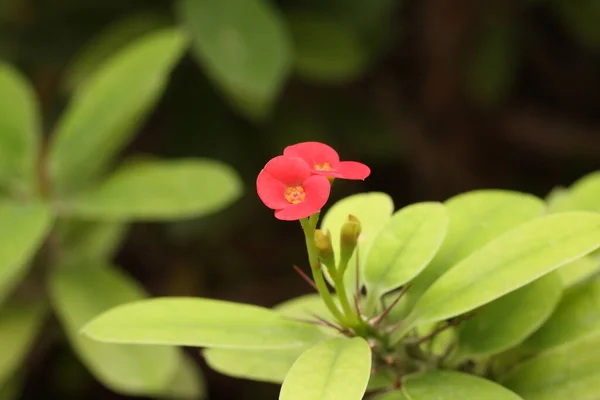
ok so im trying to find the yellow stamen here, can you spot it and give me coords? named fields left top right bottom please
left=314, top=162, right=332, bottom=171
left=285, top=186, right=306, bottom=204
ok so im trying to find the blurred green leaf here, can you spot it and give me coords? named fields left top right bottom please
left=0, top=300, right=46, bottom=387
left=50, top=263, right=180, bottom=396
left=502, top=333, right=600, bottom=399
left=555, top=1, right=600, bottom=50
left=403, top=371, right=522, bottom=400
left=274, top=293, right=338, bottom=334
left=58, top=220, right=128, bottom=264
left=0, top=374, right=22, bottom=400
left=163, top=355, right=205, bottom=400
left=82, top=298, right=328, bottom=349
left=405, top=190, right=544, bottom=316
left=0, top=63, right=40, bottom=198
left=63, top=13, right=172, bottom=91
left=203, top=346, right=309, bottom=384
left=456, top=272, right=562, bottom=357
left=321, top=192, right=394, bottom=298
left=465, top=21, right=518, bottom=107
left=287, top=12, right=368, bottom=84
left=364, top=202, right=447, bottom=309
left=0, top=203, right=52, bottom=305
left=49, top=28, right=187, bottom=193
left=372, top=391, right=411, bottom=400
left=550, top=171, right=600, bottom=213
left=279, top=337, right=371, bottom=400
left=524, top=275, right=600, bottom=352
left=62, top=159, right=242, bottom=221
left=398, top=212, right=600, bottom=337
left=556, top=254, right=599, bottom=287
left=179, top=0, right=291, bottom=120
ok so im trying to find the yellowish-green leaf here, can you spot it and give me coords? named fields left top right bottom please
left=179, top=0, right=291, bottom=120
left=58, top=220, right=128, bottom=264
left=0, top=300, right=46, bottom=386
left=50, top=263, right=179, bottom=396
left=280, top=337, right=371, bottom=400
left=162, top=354, right=205, bottom=400
left=0, top=64, right=39, bottom=198
left=502, top=333, right=600, bottom=400
left=550, top=171, right=600, bottom=213
left=82, top=297, right=328, bottom=349
left=456, top=272, right=562, bottom=357
left=63, top=159, right=242, bottom=221
left=0, top=203, right=52, bottom=305
left=556, top=254, right=599, bottom=288
left=49, top=28, right=187, bottom=193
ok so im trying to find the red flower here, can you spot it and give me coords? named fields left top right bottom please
left=283, top=142, right=370, bottom=180
left=256, top=156, right=331, bottom=221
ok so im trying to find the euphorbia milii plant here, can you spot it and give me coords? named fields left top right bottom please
left=82, top=144, right=600, bottom=400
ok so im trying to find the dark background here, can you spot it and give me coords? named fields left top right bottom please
left=3, top=0, right=600, bottom=399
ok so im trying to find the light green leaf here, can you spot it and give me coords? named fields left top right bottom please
left=63, top=13, right=171, bottom=91
left=50, top=263, right=179, bottom=396
left=0, top=300, right=46, bottom=386
left=179, top=0, right=291, bottom=120
left=274, top=293, right=339, bottom=335
left=368, top=369, right=397, bottom=392
left=203, top=346, right=308, bottom=384
left=163, top=354, right=205, bottom=400
left=49, top=28, right=187, bottom=193
left=502, top=333, right=600, bottom=400
left=401, top=212, right=600, bottom=334
left=556, top=254, right=599, bottom=288
left=364, top=202, right=448, bottom=307
left=82, top=297, right=328, bottom=349
left=524, top=275, right=600, bottom=352
left=0, top=63, right=40, bottom=198
left=0, top=203, right=52, bottom=305
left=280, top=337, right=371, bottom=400
left=405, top=190, right=544, bottom=316
left=320, top=192, right=394, bottom=295
left=550, top=171, right=600, bottom=213
left=288, top=12, right=368, bottom=83
left=58, top=220, right=128, bottom=264
left=371, top=391, right=410, bottom=400
left=456, top=272, right=563, bottom=357
left=403, top=370, right=522, bottom=400
left=62, top=159, right=242, bottom=221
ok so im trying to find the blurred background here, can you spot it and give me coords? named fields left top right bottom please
left=2, top=0, right=600, bottom=399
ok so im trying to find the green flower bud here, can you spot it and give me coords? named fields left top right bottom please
left=315, top=229, right=336, bottom=276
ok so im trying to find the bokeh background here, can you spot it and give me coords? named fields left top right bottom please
left=2, top=0, right=600, bottom=399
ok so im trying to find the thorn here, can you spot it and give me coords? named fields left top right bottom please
left=354, top=246, right=362, bottom=316
left=293, top=265, right=318, bottom=292
left=415, top=312, right=476, bottom=345
left=371, top=284, right=411, bottom=328
left=308, top=312, right=350, bottom=335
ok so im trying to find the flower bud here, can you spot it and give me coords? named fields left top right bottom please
left=315, top=229, right=336, bottom=276
left=340, top=214, right=362, bottom=248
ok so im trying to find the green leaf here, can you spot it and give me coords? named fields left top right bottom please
left=465, top=21, right=518, bottom=107
left=371, top=391, right=410, bottom=400
left=274, top=293, right=340, bottom=335
left=405, top=190, right=544, bottom=315
left=62, top=159, right=242, bottom=221
left=0, top=63, right=40, bottom=198
left=0, top=300, right=46, bottom=386
left=320, top=192, right=394, bottom=295
left=50, top=263, right=180, bottom=396
left=364, top=202, right=448, bottom=305
left=179, top=0, right=291, bottom=120
left=550, top=171, right=600, bottom=213
left=401, top=212, right=600, bottom=332
left=63, top=13, right=171, bottom=91
left=203, top=346, right=308, bottom=384
left=502, top=333, right=600, bottom=400
left=82, top=298, right=328, bottom=349
left=163, top=354, right=205, bottom=400
left=280, top=337, right=371, bottom=400
left=0, top=203, right=52, bottom=305
left=456, top=272, right=563, bottom=357
left=58, top=220, right=128, bottom=264
left=48, top=28, right=187, bottom=193
left=556, top=254, right=599, bottom=287
left=555, top=1, right=600, bottom=50
left=403, top=370, right=522, bottom=400
left=524, top=275, right=600, bottom=352
left=288, top=12, right=368, bottom=83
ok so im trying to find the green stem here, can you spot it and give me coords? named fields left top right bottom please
left=333, top=275, right=360, bottom=325
left=300, top=215, right=347, bottom=325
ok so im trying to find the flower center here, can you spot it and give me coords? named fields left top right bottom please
left=285, top=186, right=306, bottom=204
left=314, top=162, right=332, bottom=171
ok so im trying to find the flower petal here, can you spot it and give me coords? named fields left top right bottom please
left=334, top=161, right=371, bottom=180
left=273, top=175, right=331, bottom=221
left=256, top=170, right=290, bottom=210
left=283, top=142, right=340, bottom=169
left=263, top=155, right=311, bottom=186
